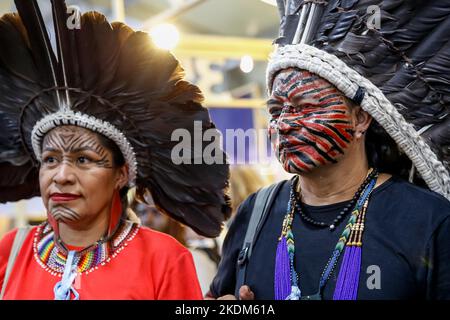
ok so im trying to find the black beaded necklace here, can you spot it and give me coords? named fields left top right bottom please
left=294, top=168, right=378, bottom=230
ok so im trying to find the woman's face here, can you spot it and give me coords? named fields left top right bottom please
left=39, top=126, right=127, bottom=228
left=268, top=68, right=356, bottom=174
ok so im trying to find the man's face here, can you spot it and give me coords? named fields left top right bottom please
left=268, top=68, right=355, bottom=174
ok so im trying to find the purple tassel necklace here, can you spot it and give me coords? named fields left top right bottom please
left=274, top=169, right=378, bottom=300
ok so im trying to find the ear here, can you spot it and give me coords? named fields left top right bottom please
left=353, top=107, right=372, bottom=139
left=115, top=164, right=129, bottom=190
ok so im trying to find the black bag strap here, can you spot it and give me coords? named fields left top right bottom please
left=234, top=180, right=286, bottom=298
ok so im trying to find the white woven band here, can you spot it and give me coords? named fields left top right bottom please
left=266, top=44, right=450, bottom=200
left=31, top=110, right=137, bottom=187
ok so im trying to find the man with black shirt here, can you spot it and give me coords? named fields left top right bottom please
left=207, top=0, right=450, bottom=300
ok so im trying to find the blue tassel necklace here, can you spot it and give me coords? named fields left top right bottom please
left=274, top=169, right=378, bottom=300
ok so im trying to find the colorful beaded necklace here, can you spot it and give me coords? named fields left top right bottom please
left=274, top=169, right=378, bottom=300
left=34, top=220, right=139, bottom=276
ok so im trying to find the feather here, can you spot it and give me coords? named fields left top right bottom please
left=0, top=162, right=40, bottom=203
left=276, top=0, right=286, bottom=18
left=51, top=0, right=76, bottom=105
left=14, top=0, right=61, bottom=103
left=0, top=12, right=42, bottom=191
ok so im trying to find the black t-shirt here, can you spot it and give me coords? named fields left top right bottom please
left=210, top=176, right=450, bottom=300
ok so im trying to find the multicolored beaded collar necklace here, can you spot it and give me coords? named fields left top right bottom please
left=274, top=169, right=378, bottom=300
left=34, top=219, right=139, bottom=276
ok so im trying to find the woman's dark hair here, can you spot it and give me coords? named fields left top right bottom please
left=97, top=134, right=129, bottom=211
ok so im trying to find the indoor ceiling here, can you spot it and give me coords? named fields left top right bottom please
left=0, top=0, right=279, bottom=38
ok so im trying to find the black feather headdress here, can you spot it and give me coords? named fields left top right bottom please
left=267, top=0, right=450, bottom=200
left=0, top=0, right=231, bottom=237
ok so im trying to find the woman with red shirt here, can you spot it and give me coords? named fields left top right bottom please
left=0, top=0, right=230, bottom=300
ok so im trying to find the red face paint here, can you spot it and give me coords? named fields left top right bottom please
left=268, top=68, right=355, bottom=173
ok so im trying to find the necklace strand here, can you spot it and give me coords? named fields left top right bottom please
left=294, top=169, right=378, bottom=230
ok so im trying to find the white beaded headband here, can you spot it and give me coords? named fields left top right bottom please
left=31, top=109, right=137, bottom=187
left=266, top=43, right=450, bottom=201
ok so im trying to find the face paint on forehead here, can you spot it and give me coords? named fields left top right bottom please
left=43, top=126, right=103, bottom=153
left=42, top=126, right=113, bottom=168
left=273, top=72, right=312, bottom=99
left=273, top=70, right=339, bottom=104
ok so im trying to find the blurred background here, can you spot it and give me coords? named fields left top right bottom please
left=0, top=0, right=292, bottom=295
